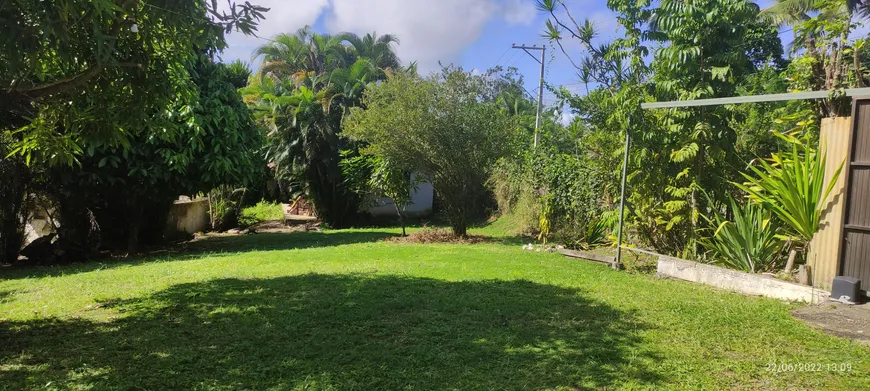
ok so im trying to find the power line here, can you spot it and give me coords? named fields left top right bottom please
left=491, top=47, right=511, bottom=68
left=501, top=50, right=519, bottom=68
left=507, top=53, right=524, bottom=68
left=512, top=44, right=547, bottom=148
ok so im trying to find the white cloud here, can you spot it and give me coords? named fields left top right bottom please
left=503, top=0, right=537, bottom=26
left=218, top=0, right=329, bottom=63
left=326, top=0, right=499, bottom=73
left=559, top=111, right=577, bottom=126
left=219, top=0, right=538, bottom=72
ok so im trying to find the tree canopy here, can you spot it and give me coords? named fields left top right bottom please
left=344, top=68, right=522, bottom=237
left=1, top=0, right=267, bottom=261
left=242, top=27, right=402, bottom=227
left=1, top=0, right=267, bottom=164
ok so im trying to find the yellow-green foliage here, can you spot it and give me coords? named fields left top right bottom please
left=239, top=201, right=284, bottom=227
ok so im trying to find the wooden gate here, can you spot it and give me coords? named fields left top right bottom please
left=839, top=98, right=870, bottom=292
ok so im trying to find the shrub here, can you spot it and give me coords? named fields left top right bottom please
left=488, top=157, right=540, bottom=234
left=489, top=149, right=607, bottom=247
left=734, top=131, right=843, bottom=272
left=239, top=201, right=284, bottom=227
left=208, top=186, right=247, bottom=232
left=699, top=199, right=782, bottom=273
left=555, top=215, right=615, bottom=250
left=344, top=69, right=522, bottom=237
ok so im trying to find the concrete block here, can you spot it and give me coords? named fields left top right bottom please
left=657, top=256, right=829, bottom=303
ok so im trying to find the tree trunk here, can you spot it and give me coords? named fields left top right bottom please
left=394, top=202, right=406, bottom=237
left=447, top=201, right=468, bottom=238
left=127, top=200, right=144, bottom=255
left=784, top=247, right=798, bottom=275
left=451, top=223, right=467, bottom=238
left=0, top=159, right=28, bottom=264
left=56, top=193, right=97, bottom=263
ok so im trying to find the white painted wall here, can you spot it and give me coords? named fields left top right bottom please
left=24, top=218, right=54, bottom=246
left=165, top=198, right=210, bottom=234
left=368, top=175, right=434, bottom=217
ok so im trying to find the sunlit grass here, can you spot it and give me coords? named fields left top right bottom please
left=0, top=226, right=868, bottom=390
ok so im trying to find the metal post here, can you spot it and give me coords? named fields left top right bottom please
left=615, top=122, right=631, bottom=269
left=534, top=47, right=546, bottom=148
left=512, top=44, right=547, bottom=148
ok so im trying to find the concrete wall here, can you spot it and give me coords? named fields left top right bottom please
left=657, top=256, right=829, bottom=303
left=809, top=117, right=852, bottom=290
left=165, top=198, right=210, bottom=235
left=23, top=218, right=54, bottom=246
left=368, top=174, right=434, bottom=217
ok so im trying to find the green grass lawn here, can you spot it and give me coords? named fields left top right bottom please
left=1, top=227, right=868, bottom=390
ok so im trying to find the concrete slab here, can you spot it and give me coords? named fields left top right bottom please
left=657, top=256, right=829, bottom=303
left=793, top=303, right=870, bottom=345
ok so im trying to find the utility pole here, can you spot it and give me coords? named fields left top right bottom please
left=512, top=44, right=546, bottom=148
left=615, top=118, right=631, bottom=270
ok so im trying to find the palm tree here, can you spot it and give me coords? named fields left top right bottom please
left=761, top=0, right=868, bottom=115
left=761, top=0, right=868, bottom=27
left=254, top=26, right=355, bottom=78
left=246, top=28, right=402, bottom=227
left=328, top=59, right=378, bottom=109
left=344, top=33, right=401, bottom=72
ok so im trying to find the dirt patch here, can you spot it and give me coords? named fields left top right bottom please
left=249, top=220, right=319, bottom=233
left=792, top=302, right=870, bottom=345
left=389, top=228, right=489, bottom=244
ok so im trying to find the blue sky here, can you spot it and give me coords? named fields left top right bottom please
left=218, top=0, right=624, bottom=109
left=218, top=0, right=826, bottom=110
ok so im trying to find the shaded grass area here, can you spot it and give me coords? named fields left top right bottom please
left=1, top=228, right=869, bottom=390
left=0, top=230, right=399, bottom=282
left=1, top=275, right=657, bottom=390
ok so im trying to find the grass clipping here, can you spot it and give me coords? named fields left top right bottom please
left=390, top=228, right=488, bottom=244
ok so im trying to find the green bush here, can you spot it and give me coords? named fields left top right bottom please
left=239, top=201, right=284, bottom=227
left=699, top=199, right=782, bottom=273
left=489, top=149, right=607, bottom=247
left=488, top=157, right=539, bottom=234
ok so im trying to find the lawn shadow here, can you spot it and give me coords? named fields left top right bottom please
left=0, top=275, right=662, bottom=390
left=176, top=231, right=396, bottom=254
left=0, top=231, right=395, bottom=281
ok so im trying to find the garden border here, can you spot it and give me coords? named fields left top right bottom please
left=656, top=256, right=829, bottom=304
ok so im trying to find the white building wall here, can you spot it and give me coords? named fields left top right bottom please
left=368, top=175, right=434, bottom=217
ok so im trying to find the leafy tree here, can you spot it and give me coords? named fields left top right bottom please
left=341, top=155, right=418, bottom=236
left=0, top=0, right=265, bottom=262
left=645, top=0, right=784, bottom=254
left=762, top=0, right=868, bottom=116
left=540, top=0, right=786, bottom=256
left=344, top=69, right=521, bottom=237
left=244, top=28, right=401, bottom=228
left=43, top=57, right=262, bottom=254
left=2, top=0, right=266, bottom=161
